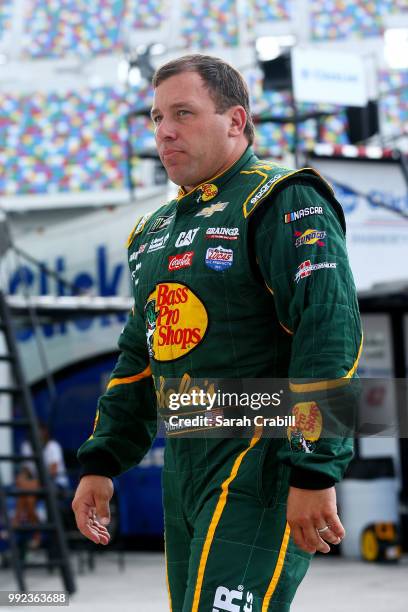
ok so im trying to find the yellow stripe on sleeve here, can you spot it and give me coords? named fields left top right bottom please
left=107, top=365, right=152, bottom=390
left=289, top=333, right=363, bottom=393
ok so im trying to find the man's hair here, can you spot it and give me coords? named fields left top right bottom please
left=152, top=54, right=255, bottom=145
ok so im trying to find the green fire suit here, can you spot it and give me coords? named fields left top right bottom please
left=78, top=146, right=362, bottom=611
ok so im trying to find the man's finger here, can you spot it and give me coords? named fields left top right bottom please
left=76, top=508, right=100, bottom=542
left=323, top=513, right=345, bottom=540
left=75, top=505, right=110, bottom=544
left=303, top=522, right=330, bottom=554
left=290, top=525, right=316, bottom=554
left=316, top=524, right=341, bottom=545
left=95, top=498, right=111, bottom=526
left=83, top=517, right=110, bottom=544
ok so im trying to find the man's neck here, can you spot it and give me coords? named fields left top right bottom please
left=183, top=141, right=249, bottom=193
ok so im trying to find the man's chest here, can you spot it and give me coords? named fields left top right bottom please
left=128, top=201, right=249, bottom=307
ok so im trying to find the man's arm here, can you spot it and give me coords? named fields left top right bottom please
left=72, top=306, right=157, bottom=543
left=253, top=177, right=363, bottom=553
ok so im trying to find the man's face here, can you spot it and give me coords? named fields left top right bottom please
left=151, top=71, right=237, bottom=189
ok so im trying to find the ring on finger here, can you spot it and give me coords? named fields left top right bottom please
left=316, top=525, right=331, bottom=534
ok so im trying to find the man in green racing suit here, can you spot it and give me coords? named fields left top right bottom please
left=72, top=55, right=362, bottom=612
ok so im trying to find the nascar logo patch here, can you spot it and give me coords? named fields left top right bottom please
left=284, top=206, right=324, bottom=223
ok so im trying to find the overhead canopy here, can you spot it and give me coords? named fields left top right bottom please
left=5, top=295, right=133, bottom=322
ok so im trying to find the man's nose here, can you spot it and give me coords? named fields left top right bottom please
left=155, top=117, right=177, bottom=140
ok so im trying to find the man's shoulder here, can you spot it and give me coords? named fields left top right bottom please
left=239, top=158, right=335, bottom=220
left=126, top=199, right=176, bottom=249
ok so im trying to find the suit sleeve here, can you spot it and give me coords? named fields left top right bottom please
left=77, top=305, right=157, bottom=478
left=253, top=178, right=363, bottom=489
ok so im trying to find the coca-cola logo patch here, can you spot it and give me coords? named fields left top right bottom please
left=144, top=283, right=208, bottom=362
left=205, top=246, right=234, bottom=271
left=168, top=251, right=194, bottom=271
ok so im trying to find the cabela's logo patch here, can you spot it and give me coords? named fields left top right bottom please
left=144, top=283, right=208, bottom=361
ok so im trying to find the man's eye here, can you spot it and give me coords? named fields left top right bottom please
left=177, top=110, right=191, bottom=117
left=152, top=115, right=162, bottom=125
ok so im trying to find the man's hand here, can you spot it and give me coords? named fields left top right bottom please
left=287, top=486, right=345, bottom=554
left=72, top=475, right=113, bottom=545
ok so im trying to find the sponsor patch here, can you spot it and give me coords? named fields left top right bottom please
left=287, top=401, right=322, bottom=454
left=294, top=229, right=326, bottom=248
left=168, top=251, right=194, bottom=271
left=135, top=214, right=151, bottom=233
left=205, top=226, right=239, bottom=240
left=175, top=228, right=199, bottom=248
left=284, top=206, right=324, bottom=223
left=212, top=585, right=254, bottom=612
left=249, top=174, right=282, bottom=208
left=127, top=214, right=152, bottom=246
left=199, top=183, right=218, bottom=202
left=250, top=162, right=276, bottom=171
left=148, top=214, right=175, bottom=234
left=294, top=259, right=336, bottom=283
left=205, top=246, right=234, bottom=271
left=144, top=282, right=208, bottom=361
left=129, top=243, right=147, bottom=262
left=147, top=233, right=170, bottom=253
left=131, top=261, right=142, bottom=286
left=195, top=201, right=229, bottom=218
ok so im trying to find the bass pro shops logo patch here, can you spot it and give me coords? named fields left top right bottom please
left=198, top=183, right=218, bottom=202
left=287, top=401, right=323, bottom=454
left=144, top=283, right=208, bottom=361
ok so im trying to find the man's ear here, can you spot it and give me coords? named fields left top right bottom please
left=227, top=106, right=247, bottom=137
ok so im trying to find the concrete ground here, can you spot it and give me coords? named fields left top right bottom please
left=0, top=551, right=407, bottom=611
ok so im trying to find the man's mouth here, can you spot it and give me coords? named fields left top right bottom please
left=162, top=149, right=184, bottom=160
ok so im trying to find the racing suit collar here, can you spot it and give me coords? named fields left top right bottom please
left=176, top=146, right=257, bottom=204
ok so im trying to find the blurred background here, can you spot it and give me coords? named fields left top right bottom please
left=0, top=1, right=407, bottom=609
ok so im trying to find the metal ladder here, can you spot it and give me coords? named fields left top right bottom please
left=0, top=289, right=76, bottom=593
